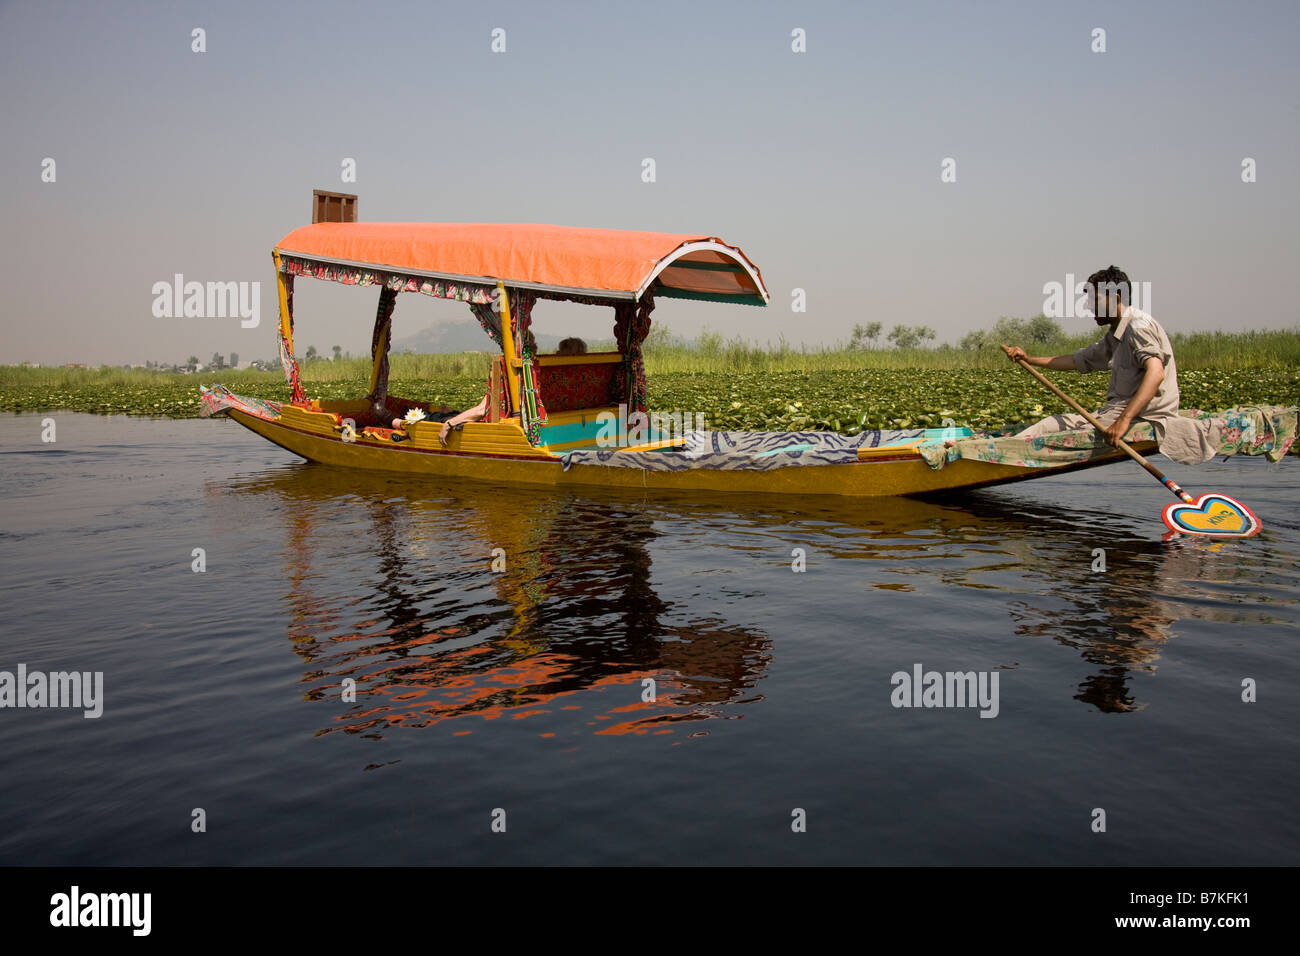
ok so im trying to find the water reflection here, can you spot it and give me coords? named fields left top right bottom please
left=750, top=489, right=1277, bottom=714
left=213, top=466, right=1287, bottom=728
left=222, top=465, right=772, bottom=738
left=928, top=493, right=1279, bottom=712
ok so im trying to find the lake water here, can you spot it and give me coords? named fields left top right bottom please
left=1, top=412, right=1297, bottom=865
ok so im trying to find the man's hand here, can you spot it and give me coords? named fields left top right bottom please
left=1004, top=345, right=1078, bottom=372
left=1102, top=416, right=1132, bottom=447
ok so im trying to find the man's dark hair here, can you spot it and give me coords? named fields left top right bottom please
left=1086, top=265, right=1130, bottom=313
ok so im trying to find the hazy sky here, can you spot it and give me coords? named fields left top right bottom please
left=2, top=0, right=1297, bottom=365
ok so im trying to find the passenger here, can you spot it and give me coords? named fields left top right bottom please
left=395, top=331, right=542, bottom=444
left=1007, top=265, right=1179, bottom=447
left=390, top=403, right=452, bottom=429
left=437, top=397, right=488, bottom=445
left=389, top=399, right=488, bottom=443
left=556, top=337, right=587, bottom=355
left=436, top=330, right=539, bottom=444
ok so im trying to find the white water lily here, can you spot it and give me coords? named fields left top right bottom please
left=403, top=408, right=428, bottom=424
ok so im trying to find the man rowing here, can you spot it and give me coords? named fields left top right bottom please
left=1006, top=266, right=1179, bottom=447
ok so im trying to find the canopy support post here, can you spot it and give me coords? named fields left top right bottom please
left=272, top=250, right=306, bottom=405
left=497, top=283, right=522, bottom=413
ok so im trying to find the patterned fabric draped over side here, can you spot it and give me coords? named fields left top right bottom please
left=560, top=428, right=927, bottom=472
left=511, top=288, right=548, bottom=444
left=367, top=286, right=398, bottom=409
left=469, top=301, right=504, bottom=348
left=278, top=272, right=307, bottom=404
left=613, top=294, right=655, bottom=413
left=199, top=384, right=283, bottom=421
left=916, top=405, right=1298, bottom=471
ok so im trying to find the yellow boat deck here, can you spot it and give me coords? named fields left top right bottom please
left=223, top=396, right=1146, bottom=499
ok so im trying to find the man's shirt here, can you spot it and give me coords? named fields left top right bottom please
left=1072, top=305, right=1180, bottom=421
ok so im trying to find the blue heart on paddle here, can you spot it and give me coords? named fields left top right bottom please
left=1162, top=493, right=1261, bottom=538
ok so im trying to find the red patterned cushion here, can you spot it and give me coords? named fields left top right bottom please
left=538, top=362, right=619, bottom=412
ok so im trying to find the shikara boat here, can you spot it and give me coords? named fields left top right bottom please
left=201, top=216, right=1294, bottom=497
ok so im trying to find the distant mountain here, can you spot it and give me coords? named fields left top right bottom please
left=391, top=319, right=563, bottom=354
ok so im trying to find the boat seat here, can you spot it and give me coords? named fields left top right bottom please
left=534, top=357, right=622, bottom=413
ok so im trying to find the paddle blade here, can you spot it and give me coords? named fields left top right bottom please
left=1162, top=493, right=1261, bottom=538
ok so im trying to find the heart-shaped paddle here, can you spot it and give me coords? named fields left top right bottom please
left=1163, top=493, right=1261, bottom=538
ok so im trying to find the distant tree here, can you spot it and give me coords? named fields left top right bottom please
left=210, top=352, right=223, bottom=369
left=959, top=329, right=988, bottom=350
left=887, top=324, right=936, bottom=349
left=332, top=345, right=342, bottom=361
left=229, top=352, right=239, bottom=367
left=696, top=327, right=723, bottom=357
left=1024, top=313, right=1062, bottom=344
left=848, top=321, right=883, bottom=350
left=643, top=323, right=672, bottom=353
left=983, top=315, right=1061, bottom=348
left=305, top=345, right=318, bottom=361
left=187, top=356, right=199, bottom=371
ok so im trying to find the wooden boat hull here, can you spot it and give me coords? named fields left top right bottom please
left=225, top=407, right=1153, bottom=498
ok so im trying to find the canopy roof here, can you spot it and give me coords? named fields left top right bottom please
left=275, top=222, right=769, bottom=306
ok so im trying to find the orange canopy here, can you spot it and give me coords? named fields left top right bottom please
left=275, top=222, right=769, bottom=306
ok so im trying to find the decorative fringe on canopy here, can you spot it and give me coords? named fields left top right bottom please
left=279, top=255, right=497, bottom=304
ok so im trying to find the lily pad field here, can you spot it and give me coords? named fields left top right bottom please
left=2, top=364, right=1295, bottom=435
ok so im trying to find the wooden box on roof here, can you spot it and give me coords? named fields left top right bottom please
left=312, top=190, right=357, bottom=224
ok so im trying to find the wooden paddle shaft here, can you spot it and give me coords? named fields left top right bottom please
left=1000, top=344, right=1194, bottom=504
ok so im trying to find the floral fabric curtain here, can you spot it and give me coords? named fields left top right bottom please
left=367, top=286, right=398, bottom=410
left=612, top=294, right=655, bottom=414
left=469, top=301, right=504, bottom=348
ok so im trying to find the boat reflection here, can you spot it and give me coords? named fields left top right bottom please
left=222, top=465, right=773, bottom=739
left=214, top=466, right=1275, bottom=729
